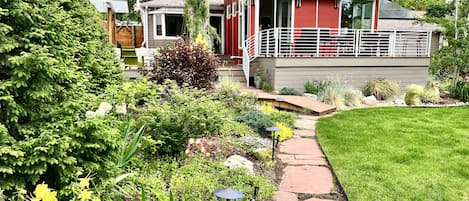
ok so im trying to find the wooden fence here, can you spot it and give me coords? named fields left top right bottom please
left=116, top=25, right=144, bottom=48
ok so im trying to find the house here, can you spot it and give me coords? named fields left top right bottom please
left=139, top=0, right=433, bottom=91
left=139, top=0, right=225, bottom=54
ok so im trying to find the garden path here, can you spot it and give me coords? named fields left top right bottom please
left=274, top=115, right=337, bottom=201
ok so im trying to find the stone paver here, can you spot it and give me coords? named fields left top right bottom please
left=294, top=119, right=316, bottom=130
left=298, top=115, right=320, bottom=121
left=282, top=159, right=327, bottom=166
left=280, top=138, right=323, bottom=156
left=279, top=166, right=334, bottom=194
left=294, top=129, right=316, bottom=137
left=274, top=191, right=298, bottom=201
left=304, top=198, right=335, bottom=201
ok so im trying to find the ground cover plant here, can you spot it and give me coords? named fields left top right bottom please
left=317, top=107, right=469, bottom=200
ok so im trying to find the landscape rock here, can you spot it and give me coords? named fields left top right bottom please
left=362, top=95, right=378, bottom=106
left=394, top=99, right=406, bottom=106
left=224, top=155, right=254, bottom=174
left=303, top=93, right=318, bottom=100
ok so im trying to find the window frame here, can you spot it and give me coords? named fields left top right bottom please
left=226, top=4, right=232, bottom=19
left=152, top=12, right=184, bottom=40
left=232, top=2, right=237, bottom=18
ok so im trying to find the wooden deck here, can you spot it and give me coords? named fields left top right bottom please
left=242, top=88, right=336, bottom=116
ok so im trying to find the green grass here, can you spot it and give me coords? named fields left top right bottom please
left=316, top=107, right=469, bottom=201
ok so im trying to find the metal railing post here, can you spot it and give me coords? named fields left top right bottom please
left=427, top=31, right=432, bottom=57
left=354, top=30, right=360, bottom=57
left=275, top=28, right=279, bottom=57
left=316, top=28, right=320, bottom=57
left=267, top=29, right=270, bottom=55
left=392, top=30, right=397, bottom=57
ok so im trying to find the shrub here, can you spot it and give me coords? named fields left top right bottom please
left=262, top=81, right=273, bottom=92
left=235, top=111, right=274, bottom=136
left=150, top=39, right=219, bottom=89
left=214, top=78, right=257, bottom=113
left=344, top=88, right=363, bottom=107
left=219, top=121, right=254, bottom=136
left=451, top=80, right=469, bottom=102
left=363, top=78, right=400, bottom=100
left=170, top=159, right=275, bottom=201
left=405, top=84, right=425, bottom=105
left=259, top=103, right=296, bottom=128
left=319, top=85, right=346, bottom=109
left=233, top=134, right=272, bottom=151
left=279, top=88, right=302, bottom=96
left=304, top=80, right=330, bottom=94
left=139, top=82, right=234, bottom=155
left=185, top=137, right=233, bottom=158
left=274, top=122, right=294, bottom=141
left=421, top=89, right=438, bottom=103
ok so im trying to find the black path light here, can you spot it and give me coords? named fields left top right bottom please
left=214, top=187, right=244, bottom=200
left=266, top=126, right=281, bottom=160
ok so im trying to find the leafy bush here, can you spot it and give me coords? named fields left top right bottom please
left=219, top=121, right=254, bottom=136
left=344, top=88, right=363, bottom=107
left=233, top=134, right=272, bottom=151
left=363, top=78, right=401, bottom=100
left=304, top=80, right=330, bottom=94
left=262, top=81, right=273, bottom=92
left=185, top=137, right=233, bottom=158
left=150, top=39, right=219, bottom=89
left=279, top=88, right=302, bottom=96
left=214, top=77, right=257, bottom=113
left=139, top=82, right=234, bottom=155
left=235, top=111, right=274, bottom=136
left=274, top=122, right=293, bottom=141
left=170, top=159, right=275, bottom=201
left=259, top=103, right=296, bottom=128
left=421, top=89, right=438, bottom=103
left=451, top=80, right=469, bottom=102
left=319, top=85, right=346, bottom=109
left=405, top=84, right=425, bottom=105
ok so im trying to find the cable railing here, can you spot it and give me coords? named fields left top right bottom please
left=241, top=27, right=432, bottom=86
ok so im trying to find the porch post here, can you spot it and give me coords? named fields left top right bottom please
left=274, top=0, right=277, bottom=28
left=290, top=0, right=295, bottom=44
left=255, top=0, right=260, bottom=56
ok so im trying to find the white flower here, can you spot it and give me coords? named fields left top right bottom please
left=95, top=109, right=106, bottom=117
left=85, top=111, right=96, bottom=119
left=115, top=103, right=127, bottom=115
left=98, top=102, right=113, bottom=113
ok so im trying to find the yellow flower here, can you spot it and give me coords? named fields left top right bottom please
left=43, top=191, right=58, bottom=201
left=18, top=188, right=27, bottom=195
left=34, top=183, right=50, bottom=199
left=79, top=177, right=91, bottom=189
left=31, top=198, right=41, bottom=201
left=80, top=190, right=92, bottom=201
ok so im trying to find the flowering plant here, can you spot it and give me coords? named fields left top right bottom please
left=185, top=137, right=233, bottom=158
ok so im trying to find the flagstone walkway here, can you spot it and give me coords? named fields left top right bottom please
left=274, top=115, right=337, bottom=201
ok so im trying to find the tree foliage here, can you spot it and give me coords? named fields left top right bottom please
left=396, top=0, right=446, bottom=11
left=424, top=0, right=469, bottom=79
left=183, top=0, right=219, bottom=48
left=0, top=0, right=122, bottom=197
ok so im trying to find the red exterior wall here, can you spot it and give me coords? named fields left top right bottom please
left=224, top=0, right=241, bottom=58
left=317, top=0, right=340, bottom=28
left=294, top=0, right=317, bottom=27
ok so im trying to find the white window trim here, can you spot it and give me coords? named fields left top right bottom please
left=338, top=0, right=375, bottom=31
left=232, top=2, right=237, bottom=17
left=226, top=5, right=232, bottom=19
left=152, top=12, right=183, bottom=40
left=238, top=1, right=245, bottom=48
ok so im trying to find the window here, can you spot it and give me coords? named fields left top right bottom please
left=340, top=0, right=374, bottom=29
left=226, top=5, right=231, bottom=19
left=153, top=14, right=185, bottom=39
left=238, top=0, right=248, bottom=47
left=232, top=2, right=237, bottom=17
left=165, top=14, right=184, bottom=36
left=155, top=15, right=163, bottom=36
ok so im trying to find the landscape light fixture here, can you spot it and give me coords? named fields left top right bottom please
left=266, top=126, right=281, bottom=160
left=214, top=188, right=244, bottom=200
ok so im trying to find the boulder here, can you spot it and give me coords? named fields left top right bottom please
left=303, top=93, right=318, bottom=100
left=224, top=155, right=254, bottom=174
left=394, top=99, right=406, bottom=106
left=361, top=96, right=378, bottom=106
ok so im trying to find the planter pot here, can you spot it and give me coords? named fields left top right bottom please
left=254, top=77, right=262, bottom=89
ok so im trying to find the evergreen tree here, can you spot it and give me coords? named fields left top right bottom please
left=0, top=0, right=122, bottom=197
left=183, top=0, right=219, bottom=48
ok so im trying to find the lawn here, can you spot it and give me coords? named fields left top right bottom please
left=316, top=107, right=469, bottom=201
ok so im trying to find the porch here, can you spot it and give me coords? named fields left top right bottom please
left=241, top=27, right=432, bottom=90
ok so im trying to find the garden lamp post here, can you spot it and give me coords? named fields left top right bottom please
left=266, top=126, right=281, bottom=160
left=214, top=187, right=244, bottom=201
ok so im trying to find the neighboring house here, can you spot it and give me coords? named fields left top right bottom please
left=378, top=0, right=441, bottom=54
left=139, top=0, right=225, bottom=54
left=90, top=0, right=129, bottom=44
left=139, top=0, right=434, bottom=91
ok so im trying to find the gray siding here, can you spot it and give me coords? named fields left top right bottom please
left=255, top=57, right=429, bottom=92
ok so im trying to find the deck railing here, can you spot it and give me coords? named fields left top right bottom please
left=241, top=27, right=432, bottom=86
